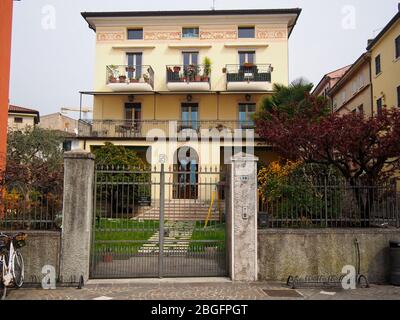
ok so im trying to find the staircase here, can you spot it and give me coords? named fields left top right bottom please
left=137, top=199, right=224, bottom=221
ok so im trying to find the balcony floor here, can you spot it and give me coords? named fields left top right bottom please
left=107, top=82, right=153, bottom=92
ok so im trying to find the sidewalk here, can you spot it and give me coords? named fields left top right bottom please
left=5, top=279, right=400, bottom=300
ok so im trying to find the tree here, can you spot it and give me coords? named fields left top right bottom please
left=93, top=143, right=149, bottom=217
left=256, top=95, right=400, bottom=225
left=5, top=127, right=64, bottom=195
left=256, top=78, right=329, bottom=120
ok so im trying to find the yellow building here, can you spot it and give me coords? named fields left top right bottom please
left=77, top=9, right=301, bottom=170
left=330, top=52, right=373, bottom=116
left=367, top=9, right=400, bottom=114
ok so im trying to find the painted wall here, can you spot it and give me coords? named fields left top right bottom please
left=332, top=61, right=373, bottom=116
left=7, top=114, right=36, bottom=131
left=93, top=20, right=290, bottom=92
left=370, top=20, right=400, bottom=112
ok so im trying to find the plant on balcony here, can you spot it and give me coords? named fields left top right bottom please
left=243, top=62, right=255, bottom=68
left=119, top=75, right=127, bottom=83
left=202, top=57, right=212, bottom=82
left=173, top=66, right=181, bottom=73
left=108, top=65, right=119, bottom=83
left=126, top=66, right=135, bottom=73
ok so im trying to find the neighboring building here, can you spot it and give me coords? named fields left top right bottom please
left=77, top=9, right=302, bottom=170
left=367, top=7, right=400, bottom=114
left=329, top=52, right=372, bottom=116
left=39, top=112, right=79, bottom=135
left=7, top=105, right=40, bottom=131
left=312, top=65, right=351, bottom=109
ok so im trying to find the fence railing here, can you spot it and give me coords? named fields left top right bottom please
left=0, top=189, right=62, bottom=231
left=106, top=65, right=154, bottom=89
left=78, top=119, right=257, bottom=138
left=166, top=64, right=211, bottom=83
left=226, top=64, right=272, bottom=82
left=258, top=180, right=400, bottom=229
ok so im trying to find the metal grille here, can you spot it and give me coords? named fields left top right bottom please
left=90, top=165, right=228, bottom=279
left=258, top=179, right=400, bottom=229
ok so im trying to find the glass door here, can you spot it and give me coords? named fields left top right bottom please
left=181, top=103, right=199, bottom=131
left=127, top=53, right=143, bottom=80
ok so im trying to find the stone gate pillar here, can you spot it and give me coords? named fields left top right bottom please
left=227, top=152, right=258, bottom=281
left=60, top=150, right=95, bottom=283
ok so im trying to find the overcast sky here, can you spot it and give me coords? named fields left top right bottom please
left=9, top=0, right=400, bottom=117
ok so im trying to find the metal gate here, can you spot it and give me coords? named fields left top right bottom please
left=90, top=164, right=228, bottom=278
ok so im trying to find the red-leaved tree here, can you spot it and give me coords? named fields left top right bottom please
left=256, top=94, right=400, bottom=224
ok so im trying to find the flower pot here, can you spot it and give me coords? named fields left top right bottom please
left=173, top=66, right=181, bottom=72
left=103, top=253, right=113, bottom=263
left=202, top=76, right=209, bottom=82
left=119, top=76, right=127, bottom=83
left=109, top=76, right=117, bottom=83
left=195, top=75, right=201, bottom=82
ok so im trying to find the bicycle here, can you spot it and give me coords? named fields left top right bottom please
left=0, top=232, right=26, bottom=300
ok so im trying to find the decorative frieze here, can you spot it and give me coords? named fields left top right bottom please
left=97, top=31, right=125, bottom=42
left=200, top=30, right=237, bottom=40
left=144, top=31, right=181, bottom=40
left=256, top=28, right=287, bottom=40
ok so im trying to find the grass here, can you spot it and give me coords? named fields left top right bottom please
left=93, top=218, right=226, bottom=256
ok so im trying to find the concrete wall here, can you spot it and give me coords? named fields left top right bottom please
left=258, top=228, right=400, bottom=284
left=18, top=231, right=61, bottom=283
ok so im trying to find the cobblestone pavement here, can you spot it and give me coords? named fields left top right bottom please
left=5, top=280, right=400, bottom=300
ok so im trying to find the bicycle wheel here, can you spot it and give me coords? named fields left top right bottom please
left=0, top=259, right=6, bottom=300
left=12, top=251, right=24, bottom=288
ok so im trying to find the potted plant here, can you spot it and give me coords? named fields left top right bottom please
left=203, top=57, right=212, bottom=82
left=108, top=65, right=119, bottom=83
left=173, top=66, right=181, bottom=73
left=243, top=62, right=255, bottom=68
left=102, top=248, right=113, bottom=263
left=126, top=66, right=135, bottom=73
left=119, top=75, right=127, bottom=83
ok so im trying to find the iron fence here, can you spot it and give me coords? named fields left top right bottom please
left=90, top=165, right=228, bottom=279
left=0, top=188, right=62, bottom=231
left=226, top=64, right=272, bottom=82
left=258, top=179, right=400, bottom=229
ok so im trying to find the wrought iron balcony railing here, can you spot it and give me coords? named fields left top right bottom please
left=225, top=64, right=272, bottom=82
left=166, top=65, right=211, bottom=83
left=78, top=119, right=257, bottom=138
left=106, top=65, right=154, bottom=89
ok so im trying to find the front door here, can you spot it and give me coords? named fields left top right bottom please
left=174, top=147, right=199, bottom=199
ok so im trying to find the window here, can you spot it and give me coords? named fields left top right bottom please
left=239, top=51, right=255, bottom=65
left=127, top=29, right=143, bottom=40
left=14, top=117, right=23, bottom=123
left=397, top=85, right=400, bottom=107
left=377, top=97, right=383, bottom=115
left=375, top=55, right=381, bottom=75
left=341, top=91, right=346, bottom=105
left=238, top=26, right=255, bottom=38
left=182, top=27, right=199, bottom=38
left=127, top=53, right=143, bottom=79
left=63, top=141, right=72, bottom=152
left=239, top=103, right=256, bottom=128
left=125, top=103, right=142, bottom=122
left=181, top=103, right=198, bottom=130
left=183, top=52, right=199, bottom=65
left=395, top=35, right=400, bottom=59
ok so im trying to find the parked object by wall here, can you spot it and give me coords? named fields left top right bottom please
left=258, top=228, right=400, bottom=283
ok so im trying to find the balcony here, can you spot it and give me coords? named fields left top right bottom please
left=106, top=65, right=154, bottom=92
left=78, top=119, right=257, bottom=139
left=166, top=65, right=211, bottom=91
left=226, top=64, right=272, bottom=91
